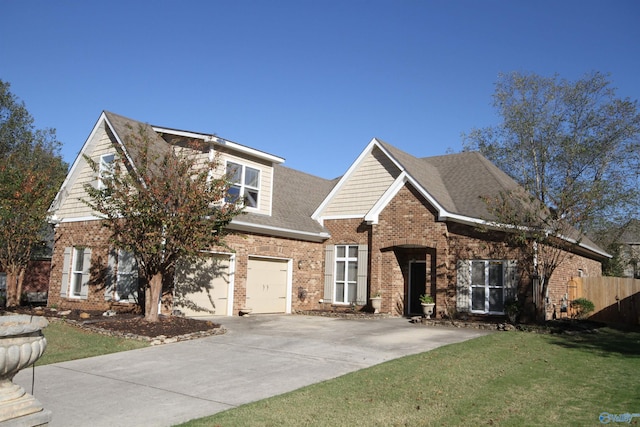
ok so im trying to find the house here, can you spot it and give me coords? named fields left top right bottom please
left=619, top=219, right=640, bottom=279
left=0, top=226, right=54, bottom=306
left=47, top=111, right=609, bottom=320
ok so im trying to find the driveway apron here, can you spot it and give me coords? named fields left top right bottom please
left=14, top=315, right=488, bottom=427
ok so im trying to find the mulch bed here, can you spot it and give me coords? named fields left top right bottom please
left=2, top=307, right=224, bottom=343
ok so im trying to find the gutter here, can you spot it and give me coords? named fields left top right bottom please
left=229, top=220, right=330, bottom=243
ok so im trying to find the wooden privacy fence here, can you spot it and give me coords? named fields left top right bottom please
left=571, top=276, right=640, bottom=325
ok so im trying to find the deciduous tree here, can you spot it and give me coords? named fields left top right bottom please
left=0, top=80, right=67, bottom=306
left=465, top=71, right=640, bottom=321
left=83, top=124, right=243, bottom=322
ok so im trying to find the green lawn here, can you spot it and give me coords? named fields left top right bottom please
left=177, top=327, right=640, bottom=427
left=37, top=320, right=148, bottom=365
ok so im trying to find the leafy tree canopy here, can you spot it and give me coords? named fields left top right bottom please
left=83, top=124, right=244, bottom=321
left=464, top=71, right=640, bottom=320
left=0, top=79, right=68, bottom=306
left=465, top=71, right=640, bottom=234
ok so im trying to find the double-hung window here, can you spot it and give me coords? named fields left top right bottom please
left=105, top=249, right=138, bottom=303
left=97, top=153, right=115, bottom=190
left=471, top=261, right=505, bottom=313
left=71, top=248, right=86, bottom=297
left=61, top=246, right=92, bottom=299
left=115, top=250, right=138, bottom=302
left=225, top=161, right=260, bottom=208
left=323, top=244, right=368, bottom=306
left=334, top=245, right=358, bottom=304
left=457, top=259, right=517, bottom=315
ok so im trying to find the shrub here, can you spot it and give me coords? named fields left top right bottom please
left=571, top=298, right=595, bottom=319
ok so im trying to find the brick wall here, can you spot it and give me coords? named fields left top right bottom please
left=49, top=187, right=604, bottom=320
left=48, top=220, right=114, bottom=311
left=219, top=232, right=325, bottom=314
left=22, top=259, right=51, bottom=294
left=324, top=183, right=604, bottom=320
left=49, top=220, right=327, bottom=315
left=546, top=251, right=602, bottom=319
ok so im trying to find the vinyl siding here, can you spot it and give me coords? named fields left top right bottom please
left=55, top=124, right=117, bottom=220
left=213, top=147, right=274, bottom=216
left=323, top=146, right=400, bottom=217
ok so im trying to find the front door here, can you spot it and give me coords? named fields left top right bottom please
left=408, top=261, right=426, bottom=316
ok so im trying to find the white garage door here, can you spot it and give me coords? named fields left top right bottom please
left=246, top=258, right=288, bottom=314
left=175, top=255, right=231, bottom=317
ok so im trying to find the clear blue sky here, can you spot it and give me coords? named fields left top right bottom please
left=2, top=0, right=639, bottom=179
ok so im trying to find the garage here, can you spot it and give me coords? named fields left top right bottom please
left=246, top=257, right=290, bottom=314
left=175, top=254, right=232, bottom=317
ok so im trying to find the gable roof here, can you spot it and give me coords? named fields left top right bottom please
left=315, top=138, right=521, bottom=225
left=620, top=219, right=640, bottom=245
left=315, top=138, right=609, bottom=259
left=50, top=111, right=331, bottom=241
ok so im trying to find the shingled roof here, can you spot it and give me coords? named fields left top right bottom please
left=235, top=165, right=336, bottom=238
left=103, top=111, right=334, bottom=240
left=104, top=111, right=174, bottom=179
left=376, top=140, right=521, bottom=222
left=621, top=219, right=640, bottom=244
left=67, top=111, right=606, bottom=256
left=371, top=140, right=607, bottom=258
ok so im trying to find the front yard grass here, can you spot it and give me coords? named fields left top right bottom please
left=38, top=320, right=148, bottom=365
left=178, top=326, right=640, bottom=427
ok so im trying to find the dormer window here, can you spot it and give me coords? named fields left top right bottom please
left=226, top=161, right=260, bottom=208
left=98, top=153, right=115, bottom=190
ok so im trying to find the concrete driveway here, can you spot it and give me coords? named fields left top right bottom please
left=15, top=315, right=488, bottom=427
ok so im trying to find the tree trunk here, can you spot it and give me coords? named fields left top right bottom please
left=144, top=272, right=163, bottom=322
left=535, top=298, right=547, bottom=323
left=4, top=266, right=25, bottom=307
left=535, top=276, right=551, bottom=323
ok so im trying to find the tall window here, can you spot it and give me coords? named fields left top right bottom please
left=115, top=250, right=138, bottom=302
left=225, top=161, right=260, bottom=208
left=71, top=247, right=86, bottom=297
left=471, top=260, right=508, bottom=313
left=98, top=153, right=115, bottom=189
left=335, top=245, right=358, bottom=303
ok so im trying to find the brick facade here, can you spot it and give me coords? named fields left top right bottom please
left=324, top=183, right=603, bottom=320
left=48, top=220, right=114, bottom=312
left=22, top=260, right=51, bottom=297
left=219, top=232, right=325, bottom=314
left=48, top=220, right=327, bottom=315
left=49, top=183, right=603, bottom=320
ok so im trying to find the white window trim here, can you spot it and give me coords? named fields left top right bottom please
left=97, top=153, right=115, bottom=190
left=334, top=245, right=358, bottom=305
left=69, top=247, right=86, bottom=299
left=469, top=260, right=510, bottom=315
left=225, top=161, right=260, bottom=210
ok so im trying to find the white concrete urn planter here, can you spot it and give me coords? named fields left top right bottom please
left=421, top=303, right=435, bottom=319
left=370, top=297, right=382, bottom=314
left=0, top=314, right=51, bottom=426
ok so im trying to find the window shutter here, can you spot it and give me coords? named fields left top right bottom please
left=323, top=245, right=335, bottom=302
left=356, top=244, right=368, bottom=305
left=504, top=260, right=518, bottom=302
left=80, top=248, right=92, bottom=299
left=60, top=247, right=72, bottom=297
left=456, top=260, right=471, bottom=313
left=130, top=253, right=139, bottom=302
left=104, top=250, right=116, bottom=301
